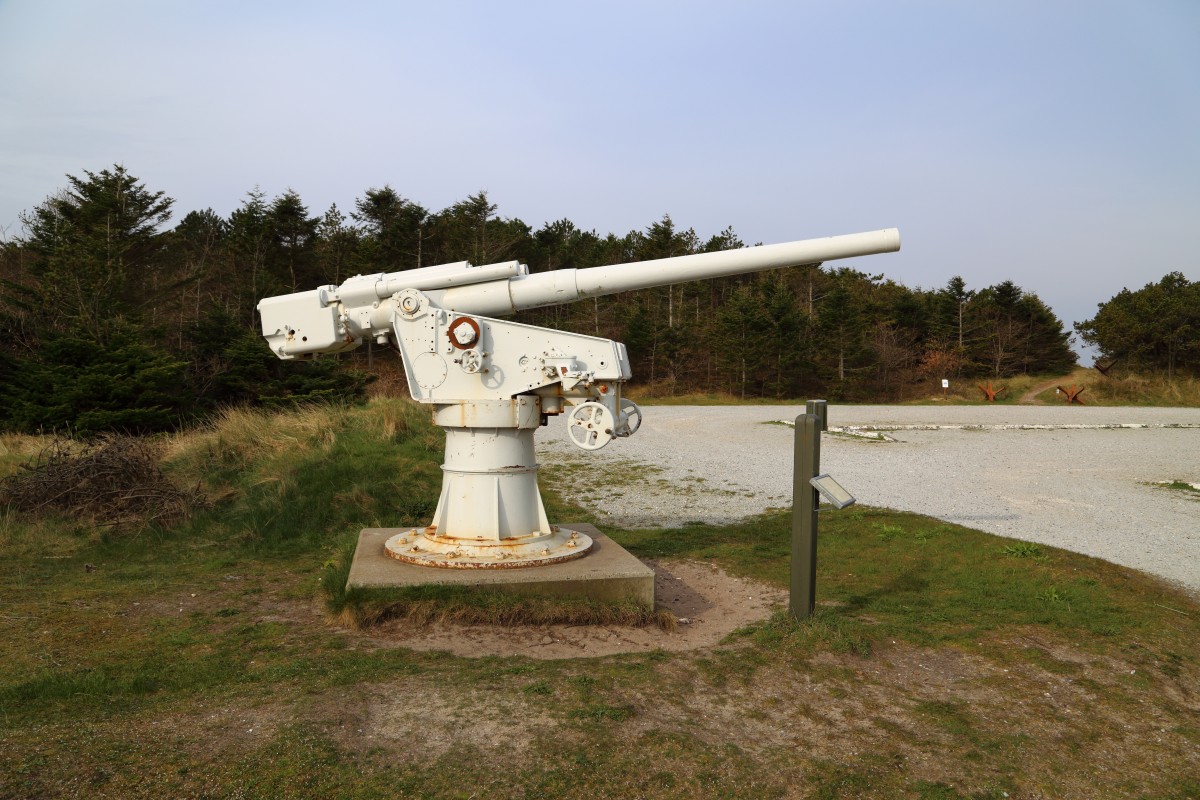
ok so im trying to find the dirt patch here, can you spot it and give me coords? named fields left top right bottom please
left=358, top=682, right=560, bottom=757
left=1018, top=375, right=1071, bottom=403
left=359, top=559, right=787, bottom=659
left=618, top=639, right=1200, bottom=795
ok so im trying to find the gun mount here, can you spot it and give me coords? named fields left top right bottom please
left=259, top=228, right=900, bottom=568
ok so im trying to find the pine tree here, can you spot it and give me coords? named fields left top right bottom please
left=266, top=189, right=318, bottom=292
left=227, top=188, right=271, bottom=324
left=1077, top=273, right=1198, bottom=377
left=352, top=186, right=427, bottom=271
left=315, top=203, right=358, bottom=284
left=17, top=165, right=173, bottom=342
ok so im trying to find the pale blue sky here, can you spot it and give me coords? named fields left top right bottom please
left=2, top=1, right=1197, bottom=352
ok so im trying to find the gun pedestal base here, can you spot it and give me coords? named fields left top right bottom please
left=383, top=525, right=594, bottom=569
left=428, top=418, right=554, bottom=532
left=384, top=403, right=602, bottom=568
left=347, top=524, right=655, bottom=607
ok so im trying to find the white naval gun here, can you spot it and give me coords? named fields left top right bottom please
left=258, top=227, right=901, bottom=569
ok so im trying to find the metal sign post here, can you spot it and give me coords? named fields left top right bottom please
left=790, top=401, right=825, bottom=619
left=805, top=399, right=828, bottom=432
left=791, top=400, right=855, bottom=619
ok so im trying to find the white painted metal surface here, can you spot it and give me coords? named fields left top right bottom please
left=258, top=228, right=901, bottom=567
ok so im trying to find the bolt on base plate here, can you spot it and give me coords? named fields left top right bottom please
left=383, top=526, right=594, bottom=569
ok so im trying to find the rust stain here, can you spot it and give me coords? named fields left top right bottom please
left=446, top=316, right=481, bottom=349
left=384, top=547, right=591, bottom=570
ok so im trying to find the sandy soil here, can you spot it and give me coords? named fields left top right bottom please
left=360, top=559, right=786, bottom=659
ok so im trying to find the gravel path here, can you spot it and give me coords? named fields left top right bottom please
left=536, top=405, right=1200, bottom=596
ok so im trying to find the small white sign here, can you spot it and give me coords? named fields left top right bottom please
left=941, top=379, right=950, bottom=389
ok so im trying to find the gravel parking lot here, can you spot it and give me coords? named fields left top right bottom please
left=537, top=404, right=1200, bottom=596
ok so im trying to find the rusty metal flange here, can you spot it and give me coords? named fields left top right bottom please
left=383, top=525, right=594, bottom=569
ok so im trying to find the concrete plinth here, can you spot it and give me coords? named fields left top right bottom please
left=346, top=523, right=655, bottom=607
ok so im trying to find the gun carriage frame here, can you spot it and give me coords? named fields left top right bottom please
left=259, top=228, right=900, bottom=568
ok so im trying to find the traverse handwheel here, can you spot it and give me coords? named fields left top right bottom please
left=566, top=402, right=616, bottom=451
left=616, top=398, right=642, bottom=437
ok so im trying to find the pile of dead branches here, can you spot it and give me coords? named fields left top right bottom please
left=0, top=436, right=208, bottom=530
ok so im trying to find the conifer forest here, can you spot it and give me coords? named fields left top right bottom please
left=0, top=165, right=1105, bottom=434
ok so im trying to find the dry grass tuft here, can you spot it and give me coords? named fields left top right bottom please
left=366, top=397, right=428, bottom=442
left=166, top=404, right=350, bottom=467
left=1084, top=371, right=1200, bottom=406
left=0, top=433, right=53, bottom=479
left=164, top=399, right=435, bottom=480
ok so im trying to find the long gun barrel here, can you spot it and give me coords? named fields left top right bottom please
left=259, top=228, right=900, bottom=359
left=431, top=227, right=899, bottom=316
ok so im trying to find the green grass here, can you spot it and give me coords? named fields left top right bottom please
left=2, top=399, right=1199, bottom=799
left=616, top=507, right=1186, bottom=650
left=161, top=400, right=447, bottom=548
left=1001, top=540, right=1046, bottom=559
left=1156, top=480, right=1200, bottom=497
